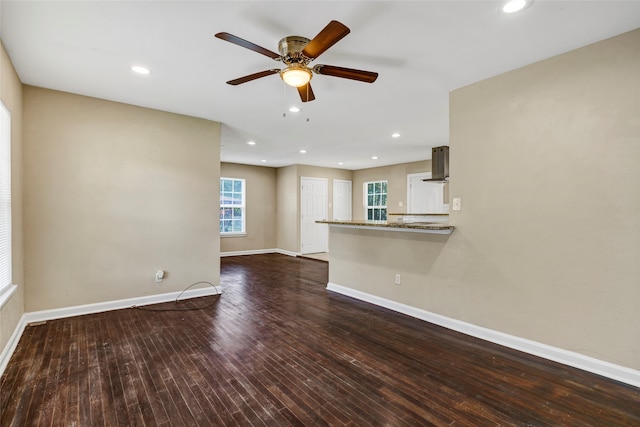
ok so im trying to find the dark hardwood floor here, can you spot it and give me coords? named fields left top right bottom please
left=1, top=253, right=639, bottom=426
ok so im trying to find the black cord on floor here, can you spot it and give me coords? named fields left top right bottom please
left=132, top=281, right=221, bottom=312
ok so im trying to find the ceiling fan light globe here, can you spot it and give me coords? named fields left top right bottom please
left=281, top=67, right=312, bottom=87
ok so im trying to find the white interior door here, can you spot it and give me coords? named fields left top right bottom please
left=300, top=177, right=328, bottom=254
left=407, top=173, right=446, bottom=213
left=332, top=179, right=352, bottom=221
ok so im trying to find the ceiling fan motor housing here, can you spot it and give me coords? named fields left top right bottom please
left=278, top=36, right=312, bottom=65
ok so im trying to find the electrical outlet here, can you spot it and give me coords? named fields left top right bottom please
left=155, top=270, right=165, bottom=283
left=395, top=273, right=401, bottom=285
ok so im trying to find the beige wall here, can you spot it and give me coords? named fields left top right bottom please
left=23, top=87, right=221, bottom=311
left=330, top=29, right=640, bottom=370
left=276, top=165, right=298, bottom=253
left=352, top=160, right=431, bottom=220
left=276, top=164, right=353, bottom=253
left=0, top=42, right=25, bottom=355
left=220, top=162, right=277, bottom=253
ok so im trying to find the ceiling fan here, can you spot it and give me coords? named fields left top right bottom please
left=215, top=20, right=378, bottom=102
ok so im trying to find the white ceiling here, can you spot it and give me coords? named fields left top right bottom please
left=2, top=1, right=639, bottom=170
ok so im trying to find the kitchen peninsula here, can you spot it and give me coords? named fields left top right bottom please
left=317, top=212, right=453, bottom=235
left=317, top=214, right=454, bottom=319
left=317, top=212, right=453, bottom=305
left=316, top=219, right=453, bottom=234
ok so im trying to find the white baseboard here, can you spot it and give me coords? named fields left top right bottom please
left=220, top=248, right=277, bottom=257
left=279, top=249, right=301, bottom=257
left=220, top=248, right=299, bottom=258
left=0, top=311, right=28, bottom=378
left=327, top=282, right=640, bottom=388
left=0, top=285, right=221, bottom=377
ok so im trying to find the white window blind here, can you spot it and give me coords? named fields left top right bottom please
left=0, top=101, right=12, bottom=295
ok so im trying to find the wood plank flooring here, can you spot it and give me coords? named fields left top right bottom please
left=1, top=253, right=639, bottom=426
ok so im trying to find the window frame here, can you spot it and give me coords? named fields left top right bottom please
left=363, top=180, right=388, bottom=221
left=0, top=100, right=15, bottom=309
left=219, top=177, right=246, bottom=237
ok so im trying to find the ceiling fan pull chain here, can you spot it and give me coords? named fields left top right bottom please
left=283, top=80, right=287, bottom=118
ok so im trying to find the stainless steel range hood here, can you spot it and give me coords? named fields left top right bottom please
left=424, top=146, right=449, bottom=182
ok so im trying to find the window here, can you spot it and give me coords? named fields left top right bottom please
left=0, top=101, right=12, bottom=303
left=365, top=180, right=387, bottom=221
left=220, top=177, right=245, bottom=235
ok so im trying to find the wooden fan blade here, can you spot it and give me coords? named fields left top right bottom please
left=314, top=65, right=378, bottom=83
left=301, top=20, right=350, bottom=60
left=297, top=83, right=316, bottom=102
left=226, top=69, right=280, bottom=85
left=215, top=32, right=281, bottom=60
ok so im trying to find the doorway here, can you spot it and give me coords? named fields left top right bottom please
left=332, top=179, right=352, bottom=221
left=300, top=177, right=328, bottom=254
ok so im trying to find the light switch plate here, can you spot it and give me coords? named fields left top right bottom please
left=452, top=198, right=462, bottom=211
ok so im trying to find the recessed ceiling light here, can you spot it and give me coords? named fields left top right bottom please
left=338, top=162, right=344, bottom=166
left=300, top=149, right=307, bottom=154
left=502, top=0, right=528, bottom=14
left=392, top=133, right=400, bottom=138
left=247, top=141, right=256, bottom=146
left=371, top=156, right=378, bottom=160
left=261, top=159, right=267, bottom=163
left=131, top=65, right=150, bottom=75
left=289, top=106, right=300, bottom=113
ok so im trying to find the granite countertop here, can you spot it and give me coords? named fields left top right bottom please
left=316, top=219, right=454, bottom=234
left=388, top=213, right=450, bottom=216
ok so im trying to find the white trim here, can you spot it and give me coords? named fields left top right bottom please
left=0, top=286, right=221, bottom=377
left=332, top=179, right=352, bottom=221
left=220, top=177, right=246, bottom=235
left=300, top=177, right=329, bottom=255
left=363, top=179, right=388, bottom=221
left=279, top=249, right=300, bottom=257
left=326, top=282, right=640, bottom=388
left=0, top=101, right=13, bottom=298
left=24, top=286, right=222, bottom=324
left=0, top=308, right=26, bottom=377
left=0, top=283, right=17, bottom=309
left=220, top=248, right=299, bottom=258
